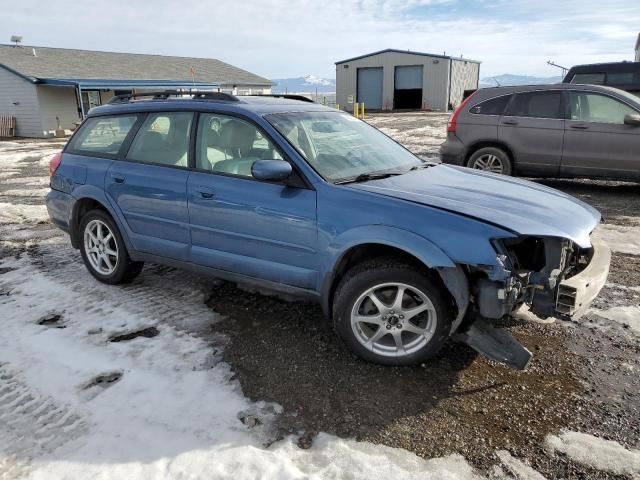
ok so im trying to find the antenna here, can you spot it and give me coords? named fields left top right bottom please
left=547, top=60, right=568, bottom=77
left=10, top=35, right=23, bottom=47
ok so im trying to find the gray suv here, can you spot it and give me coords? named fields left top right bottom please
left=440, top=83, right=640, bottom=180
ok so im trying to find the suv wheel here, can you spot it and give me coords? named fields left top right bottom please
left=333, top=258, right=452, bottom=366
left=79, top=209, right=143, bottom=284
left=467, top=147, right=512, bottom=175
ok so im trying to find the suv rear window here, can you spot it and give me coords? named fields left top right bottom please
left=68, top=115, right=138, bottom=156
left=506, top=91, right=562, bottom=119
left=469, top=95, right=511, bottom=116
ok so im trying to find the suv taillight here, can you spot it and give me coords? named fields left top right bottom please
left=49, top=152, right=62, bottom=176
left=447, top=92, right=476, bottom=133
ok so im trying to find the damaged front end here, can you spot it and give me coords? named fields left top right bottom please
left=454, top=234, right=610, bottom=370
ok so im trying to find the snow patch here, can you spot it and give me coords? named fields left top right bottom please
left=590, top=305, right=640, bottom=335
left=0, top=253, right=480, bottom=480
left=545, top=431, right=640, bottom=476
left=0, top=203, right=49, bottom=225
left=592, top=224, right=640, bottom=255
left=495, top=450, right=546, bottom=480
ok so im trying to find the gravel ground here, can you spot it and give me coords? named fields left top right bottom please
left=1, top=117, right=639, bottom=478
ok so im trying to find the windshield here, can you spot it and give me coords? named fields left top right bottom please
left=266, top=111, right=422, bottom=182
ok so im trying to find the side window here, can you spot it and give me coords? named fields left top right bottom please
left=469, top=95, right=512, bottom=115
left=569, top=92, right=638, bottom=124
left=506, top=91, right=562, bottom=119
left=127, top=112, right=193, bottom=168
left=196, top=113, right=283, bottom=178
left=68, top=115, right=138, bottom=156
left=570, top=73, right=605, bottom=85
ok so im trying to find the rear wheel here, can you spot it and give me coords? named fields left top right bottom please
left=79, top=209, right=143, bottom=284
left=333, top=258, right=453, bottom=366
left=467, top=147, right=512, bottom=176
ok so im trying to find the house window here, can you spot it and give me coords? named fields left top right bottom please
left=81, top=90, right=102, bottom=116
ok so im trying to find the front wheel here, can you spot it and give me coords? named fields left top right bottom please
left=79, top=209, right=143, bottom=284
left=333, top=258, right=453, bottom=366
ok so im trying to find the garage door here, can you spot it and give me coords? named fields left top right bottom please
left=357, top=67, right=383, bottom=109
left=394, top=65, right=423, bottom=109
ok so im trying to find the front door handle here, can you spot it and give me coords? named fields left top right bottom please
left=570, top=123, right=589, bottom=130
left=195, top=187, right=215, bottom=199
left=110, top=173, right=125, bottom=184
left=502, top=119, right=519, bottom=125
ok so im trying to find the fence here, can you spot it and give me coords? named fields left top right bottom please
left=0, top=116, right=16, bottom=137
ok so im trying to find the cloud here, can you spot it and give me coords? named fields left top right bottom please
left=1, top=0, right=638, bottom=78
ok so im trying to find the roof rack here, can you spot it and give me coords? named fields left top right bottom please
left=252, top=94, right=315, bottom=103
left=108, top=90, right=239, bottom=104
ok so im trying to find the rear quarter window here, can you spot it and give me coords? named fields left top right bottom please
left=68, top=115, right=138, bottom=156
left=469, top=95, right=512, bottom=115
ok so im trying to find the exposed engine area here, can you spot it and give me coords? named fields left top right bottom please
left=469, top=236, right=593, bottom=320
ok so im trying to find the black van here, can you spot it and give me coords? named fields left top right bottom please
left=563, top=62, right=640, bottom=96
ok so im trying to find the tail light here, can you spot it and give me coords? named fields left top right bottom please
left=49, top=152, right=62, bottom=176
left=447, top=92, right=476, bottom=133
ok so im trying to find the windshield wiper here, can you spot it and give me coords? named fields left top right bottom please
left=334, top=171, right=404, bottom=184
left=408, top=162, right=436, bottom=171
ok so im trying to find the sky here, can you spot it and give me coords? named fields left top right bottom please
left=1, top=0, right=638, bottom=80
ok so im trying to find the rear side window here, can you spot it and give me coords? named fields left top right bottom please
left=469, top=95, right=512, bottom=115
left=127, top=112, right=193, bottom=168
left=570, top=73, right=605, bottom=85
left=68, top=115, right=138, bottom=156
left=506, top=91, right=562, bottom=119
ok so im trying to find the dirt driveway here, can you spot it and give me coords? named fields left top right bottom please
left=1, top=115, right=639, bottom=478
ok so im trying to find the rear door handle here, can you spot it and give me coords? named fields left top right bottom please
left=570, top=123, right=589, bottom=130
left=502, top=119, right=519, bottom=125
left=110, top=173, right=125, bottom=184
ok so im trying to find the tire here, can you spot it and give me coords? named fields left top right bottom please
left=467, top=147, right=512, bottom=176
left=333, top=257, right=453, bottom=366
left=79, top=209, right=144, bottom=285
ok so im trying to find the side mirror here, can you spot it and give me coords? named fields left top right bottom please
left=624, top=113, right=640, bottom=126
left=251, top=159, right=292, bottom=182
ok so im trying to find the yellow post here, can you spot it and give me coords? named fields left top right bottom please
left=336, top=103, right=340, bottom=110
left=354, top=102, right=359, bottom=117
left=361, top=102, right=365, bottom=119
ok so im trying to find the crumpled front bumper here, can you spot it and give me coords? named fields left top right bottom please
left=555, top=237, right=611, bottom=319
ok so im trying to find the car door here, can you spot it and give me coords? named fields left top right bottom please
left=498, top=90, right=565, bottom=176
left=187, top=112, right=318, bottom=289
left=561, top=90, right=640, bottom=180
left=105, top=111, right=193, bottom=261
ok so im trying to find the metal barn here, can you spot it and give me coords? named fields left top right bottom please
left=335, top=49, right=480, bottom=112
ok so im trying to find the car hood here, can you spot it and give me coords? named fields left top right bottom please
left=347, top=165, right=601, bottom=248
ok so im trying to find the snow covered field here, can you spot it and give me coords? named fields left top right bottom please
left=1, top=127, right=639, bottom=479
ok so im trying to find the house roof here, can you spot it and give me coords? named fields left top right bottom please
left=335, top=48, right=481, bottom=65
left=0, top=45, right=272, bottom=87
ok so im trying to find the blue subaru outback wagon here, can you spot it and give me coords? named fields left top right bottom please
left=46, top=92, right=610, bottom=368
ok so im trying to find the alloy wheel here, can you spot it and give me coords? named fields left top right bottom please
left=471, top=153, right=504, bottom=174
left=83, top=219, right=119, bottom=275
left=350, top=282, right=437, bottom=357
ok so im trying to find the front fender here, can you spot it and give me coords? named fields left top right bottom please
left=320, top=225, right=455, bottom=315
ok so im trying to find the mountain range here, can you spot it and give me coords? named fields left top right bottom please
left=271, top=75, right=336, bottom=93
left=271, top=74, right=563, bottom=93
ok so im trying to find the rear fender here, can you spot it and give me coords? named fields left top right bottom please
left=70, top=185, right=134, bottom=252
